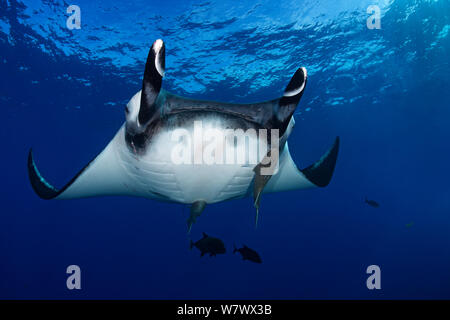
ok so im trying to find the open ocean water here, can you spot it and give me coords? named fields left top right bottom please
left=0, top=0, right=449, bottom=299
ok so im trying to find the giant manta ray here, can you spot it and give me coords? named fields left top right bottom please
left=28, top=39, right=339, bottom=232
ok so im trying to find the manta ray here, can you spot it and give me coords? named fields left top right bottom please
left=28, top=39, right=339, bottom=232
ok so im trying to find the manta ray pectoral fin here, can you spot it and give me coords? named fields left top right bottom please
left=300, top=136, right=340, bottom=187
left=264, top=137, right=340, bottom=193
left=28, top=149, right=89, bottom=200
left=28, top=126, right=133, bottom=200
left=139, top=39, right=165, bottom=126
left=187, top=201, right=207, bottom=233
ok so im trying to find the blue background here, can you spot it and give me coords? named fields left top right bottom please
left=1, top=0, right=449, bottom=299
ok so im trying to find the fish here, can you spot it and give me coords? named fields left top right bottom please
left=233, top=244, right=262, bottom=263
left=365, top=198, right=380, bottom=208
left=27, top=39, right=340, bottom=231
left=190, top=232, right=226, bottom=257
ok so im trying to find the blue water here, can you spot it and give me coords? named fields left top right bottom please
left=1, top=0, right=449, bottom=299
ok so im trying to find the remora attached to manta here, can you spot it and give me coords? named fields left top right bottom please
left=28, top=39, right=340, bottom=231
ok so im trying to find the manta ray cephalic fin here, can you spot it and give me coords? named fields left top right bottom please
left=139, top=39, right=165, bottom=126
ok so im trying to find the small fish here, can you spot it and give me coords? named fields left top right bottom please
left=190, top=232, right=226, bottom=257
left=233, top=244, right=262, bottom=263
left=365, top=197, right=380, bottom=208
left=406, top=222, right=414, bottom=228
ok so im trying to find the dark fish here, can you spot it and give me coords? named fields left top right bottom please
left=233, top=244, right=262, bottom=263
left=190, top=232, right=226, bottom=257
left=365, top=197, right=380, bottom=208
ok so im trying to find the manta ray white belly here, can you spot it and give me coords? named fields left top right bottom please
left=116, top=120, right=259, bottom=204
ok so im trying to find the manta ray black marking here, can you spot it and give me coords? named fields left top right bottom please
left=28, top=39, right=340, bottom=231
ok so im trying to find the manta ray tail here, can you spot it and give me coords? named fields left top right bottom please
left=254, top=207, right=259, bottom=228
